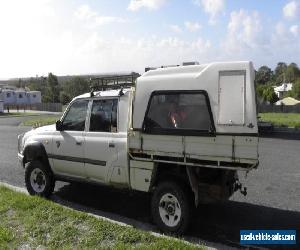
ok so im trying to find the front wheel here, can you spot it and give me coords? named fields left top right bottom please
left=151, top=181, right=193, bottom=235
left=25, top=160, right=54, bottom=198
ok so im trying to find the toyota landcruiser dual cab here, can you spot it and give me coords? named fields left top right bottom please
left=18, top=61, right=259, bottom=234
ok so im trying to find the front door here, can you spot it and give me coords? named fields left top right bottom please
left=51, top=99, right=89, bottom=178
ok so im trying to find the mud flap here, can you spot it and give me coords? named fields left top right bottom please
left=186, top=166, right=199, bottom=206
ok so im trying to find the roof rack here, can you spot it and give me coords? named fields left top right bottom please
left=89, top=72, right=140, bottom=93
left=145, top=62, right=199, bottom=72
left=145, top=64, right=180, bottom=72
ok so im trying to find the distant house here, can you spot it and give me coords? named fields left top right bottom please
left=0, top=89, right=16, bottom=104
left=273, top=83, right=293, bottom=99
left=0, top=100, right=3, bottom=113
left=15, top=89, right=27, bottom=104
left=275, top=97, right=300, bottom=106
left=27, top=91, right=42, bottom=104
left=0, top=88, right=41, bottom=105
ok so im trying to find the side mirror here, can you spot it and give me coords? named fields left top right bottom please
left=56, top=120, right=63, bottom=131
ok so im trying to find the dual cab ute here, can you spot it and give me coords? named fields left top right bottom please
left=18, top=61, right=259, bottom=234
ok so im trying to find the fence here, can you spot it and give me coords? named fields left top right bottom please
left=258, top=104, right=300, bottom=113
left=4, top=103, right=62, bottom=112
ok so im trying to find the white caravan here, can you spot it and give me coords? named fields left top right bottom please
left=18, top=61, right=259, bottom=234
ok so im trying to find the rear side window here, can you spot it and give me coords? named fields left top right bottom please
left=89, top=99, right=118, bottom=132
left=143, top=91, right=213, bottom=135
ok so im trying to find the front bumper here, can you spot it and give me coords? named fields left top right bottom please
left=18, top=153, right=24, bottom=167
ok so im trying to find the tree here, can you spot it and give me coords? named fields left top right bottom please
left=44, top=73, right=60, bottom=103
left=59, top=91, right=71, bottom=105
left=26, top=77, right=46, bottom=92
left=285, top=63, right=300, bottom=83
left=275, top=62, right=287, bottom=76
left=274, top=62, right=287, bottom=84
left=255, top=66, right=273, bottom=85
left=290, top=79, right=300, bottom=100
left=255, top=84, right=266, bottom=100
left=262, top=86, right=279, bottom=104
left=62, top=77, right=90, bottom=101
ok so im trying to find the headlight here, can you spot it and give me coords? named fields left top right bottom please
left=18, top=133, right=25, bottom=153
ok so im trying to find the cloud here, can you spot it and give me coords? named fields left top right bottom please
left=75, top=34, right=213, bottom=73
left=270, top=22, right=300, bottom=65
left=224, top=9, right=264, bottom=53
left=94, top=16, right=126, bottom=26
left=192, top=0, right=225, bottom=24
left=170, top=22, right=202, bottom=33
left=0, top=0, right=64, bottom=77
left=127, top=0, right=167, bottom=11
left=273, top=22, right=299, bottom=39
left=283, top=1, right=300, bottom=20
left=290, top=24, right=299, bottom=36
left=170, top=25, right=182, bottom=33
left=184, top=21, right=201, bottom=32
left=74, top=4, right=96, bottom=20
left=74, top=5, right=126, bottom=26
left=221, top=10, right=300, bottom=68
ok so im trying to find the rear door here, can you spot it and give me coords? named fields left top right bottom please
left=218, top=71, right=246, bottom=125
left=84, top=98, right=127, bottom=184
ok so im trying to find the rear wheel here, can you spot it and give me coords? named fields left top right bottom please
left=25, top=160, right=54, bottom=197
left=151, top=181, right=192, bottom=235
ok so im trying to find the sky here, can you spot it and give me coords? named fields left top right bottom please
left=0, top=0, right=299, bottom=79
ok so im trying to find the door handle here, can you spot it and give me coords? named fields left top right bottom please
left=76, top=141, right=82, bottom=146
left=109, top=142, right=115, bottom=148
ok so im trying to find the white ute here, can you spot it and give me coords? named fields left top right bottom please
left=18, top=61, right=259, bottom=234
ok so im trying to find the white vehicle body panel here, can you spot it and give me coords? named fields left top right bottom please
left=84, top=132, right=127, bottom=184
left=51, top=130, right=86, bottom=178
left=133, top=61, right=257, bottom=134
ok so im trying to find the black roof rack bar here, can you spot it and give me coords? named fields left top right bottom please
left=90, top=73, right=140, bottom=92
left=145, top=64, right=180, bottom=72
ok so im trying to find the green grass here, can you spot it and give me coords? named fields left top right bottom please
left=0, top=186, right=203, bottom=249
left=0, top=112, right=40, bottom=117
left=259, top=113, right=300, bottom=128
left=21, top=115, right=60, bottom=127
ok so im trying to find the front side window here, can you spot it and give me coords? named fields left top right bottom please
left=62, top=99, right=89, bottom=131
left=144, top=92, right=213, bottom=134
left=89, top=99, right=118, bottom=132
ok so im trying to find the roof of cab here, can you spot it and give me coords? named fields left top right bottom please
left=73, top=88, right=133, bottom=101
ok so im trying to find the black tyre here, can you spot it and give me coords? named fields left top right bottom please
left=25, top=160, right=55, bottom=197
left=151, top=181, right=193, bottom=235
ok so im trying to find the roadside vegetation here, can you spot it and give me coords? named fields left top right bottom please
left=0, top=112, right=40, bottom=117
left=21, top=115, right=60, bottom=127
left=255, top=62, right=300, bottom=104
left=0, top=186, right=202, bottom=249
left=259, top=113, right=300, bottom=128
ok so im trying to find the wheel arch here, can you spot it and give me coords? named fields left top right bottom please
left=23, top=141, right=51, bottom=170
left=150, top=163, right=191, bottom=191
left=150, top=163, right=199, bottom=206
